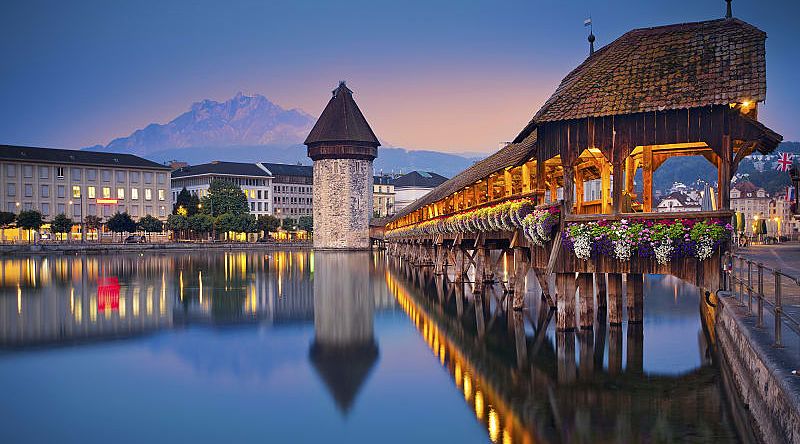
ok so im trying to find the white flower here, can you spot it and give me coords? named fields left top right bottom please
left=574, top=234, right=592, bottom=260
left=654, top=238, right=673, bottom=265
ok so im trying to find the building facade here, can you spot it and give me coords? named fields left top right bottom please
left=305, top=82, right=379, bottom=250
left=656, top=191, right=701, bottom=212
left=372, top=175, right=395, bottom=217
left=171, top=161, right=274, bottom=216
left=262, top=163, right=313, bottom=219
left=0, top=145, right=171, bottom=240
left=392, top=171, right=448, bottom=214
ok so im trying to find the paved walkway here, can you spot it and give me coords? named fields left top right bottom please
left=736, top=243, right=800, bottom=330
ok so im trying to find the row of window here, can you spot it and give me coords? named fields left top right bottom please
left=274, top=185, right=312, bottom=194
left=5, top=202, right=166, bottom=218
left=3, top=164, right=166, bottom=184
left=6, top=184, right=166, bottom=201
left=274, top=196, right=312, bottom=205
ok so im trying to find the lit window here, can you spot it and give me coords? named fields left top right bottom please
left=131, top=188, right=139, bottom=200
left=102, top=187, right=111, bottom=198
left=117, top=188, right=125, bottom=199
left=145, top=188, right=152, bottom=200
left=72, top=186, right=81, bottom=198
left=158, top=189, right=165, bottom=201
left=88, top=186, right=96, bottom=198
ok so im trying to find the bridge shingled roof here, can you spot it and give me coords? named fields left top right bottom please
left=389, top=130, right=537, bottom=221
left=514, top=18, right=767, bottom=142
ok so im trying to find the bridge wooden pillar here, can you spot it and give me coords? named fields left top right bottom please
left=556, top=272, right=577, bottom=331
left=607, top=273, right=623, bottom=325
left=595, top=273, right=607, bottom=313
left=434, top=242, right=446, bottom=275
left=626, top=322, right=644, bottom=374
left=577, top=273, right=594, bottom=329
left=473, top=239, right=487, bottom=293
left=533, top=268, right=554, bottom=307
left=608, top=325, right=623, bottom=375
left=557, top=331, right=577, bottom=384
left=627, top=273, right=644, bottom=323
left=578, top=329, right=595, bottom=380
left=511, top=245, right=529, bottom=310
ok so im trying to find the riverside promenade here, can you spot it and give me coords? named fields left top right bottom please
left=0, top=241, right=312, bottom=255
left=716, top=243, right=800, bottom=443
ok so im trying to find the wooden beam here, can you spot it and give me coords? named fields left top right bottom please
left=627, top=274, right=643, bottom=323
left=556, top=272, right=577, bottom=331
left=607, top=273, right=623, bottom=325
left=601, top=160, right=612, bottom=214
left=522, top=161, right=533, bottom=194
left=577, top=273, right=594, bottom=328
left=718, top=135, right=732, bottom=211
left=641, top=145, right=653, bottom=212
left=504, top=169, right=513, bottom=197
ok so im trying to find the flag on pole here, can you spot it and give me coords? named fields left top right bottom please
left=584, top=18, right=592, bottom=27
left=788, top=186, right=797, bottom=202
left=776, top=152, right=794, bottom=171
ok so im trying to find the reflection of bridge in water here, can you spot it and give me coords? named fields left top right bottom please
left=386, top=258, right=739, bottom=443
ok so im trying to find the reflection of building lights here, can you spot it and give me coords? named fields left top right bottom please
left=488, top=408, right=500, bottom=443
left=463, top=373, right=472, bottom=401
left=475, top=390, right=484, bottom=419
left=17, top=286, right=22, bottom=315
left=146, top=286, right=154, bottom=315
left=198, top=271, right=203, bottom=305
left=133, top=288, right=140, bottom=316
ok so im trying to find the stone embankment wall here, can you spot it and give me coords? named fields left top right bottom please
left=313, top=158, right=372, bottom=250
left=715, top=293, right=800, bottom=443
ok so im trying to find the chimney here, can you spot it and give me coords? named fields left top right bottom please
left=725, top=0, right=732, bottom=18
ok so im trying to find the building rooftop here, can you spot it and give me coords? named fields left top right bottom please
left=305, top=82, right=380, bottom=146
left=0, top=145, right=169, bottom=170
left=171, top=161, right=271, bottom=178
left=393, top=171, right=449, bottom=189
left=260, top=162, right=313, bottom=178
left=658, top=191, right=700, bottom=207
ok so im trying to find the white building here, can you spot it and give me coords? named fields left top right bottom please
left=392, top=171, right=448, bottom=214
left=171, top=161, right=274, bottom=216
left=656, top=191, right=701, bottom=212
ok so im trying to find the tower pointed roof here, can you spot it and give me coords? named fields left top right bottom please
left=305, top=82, right=380, bottom=146
left=309, top=342, right=378, bottom=414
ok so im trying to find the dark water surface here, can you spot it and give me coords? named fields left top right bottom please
left=0, top=251, right=742, bottom=443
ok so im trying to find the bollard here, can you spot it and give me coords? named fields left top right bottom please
left=757, top=263, right=764, bottom=328
left=739, top=257, right=746, bottom=306
left=774, top=269, right=783, bottom=348
left=747, top=260, right=753, bottom=314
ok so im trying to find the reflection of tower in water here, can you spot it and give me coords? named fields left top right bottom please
left=309, top=252, right=378, bottom=414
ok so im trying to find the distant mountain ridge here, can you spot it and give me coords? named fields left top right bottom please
left=84, top=92, right=484, bottom=177
left=86, top=92, right=316, bottom=156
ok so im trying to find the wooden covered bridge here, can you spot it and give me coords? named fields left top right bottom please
left=383, top=16, right=782, bottom=331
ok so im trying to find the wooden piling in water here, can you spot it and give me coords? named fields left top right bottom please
left=626, top=322, right=644, bottom=374
left=577, top=272, right=594, bottom=329
left=556, top=272, right=577, bottom=331
left=608, top=325, right=623, bottom=375
left=608, top=273, right=623, bottom=325
left=627, top=273, right=644, bottom=323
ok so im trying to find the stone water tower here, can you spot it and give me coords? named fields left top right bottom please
left=305, top=81, right=379, bottom=250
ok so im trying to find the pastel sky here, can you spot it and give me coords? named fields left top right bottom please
left=1, top=0, right=797, bottom=154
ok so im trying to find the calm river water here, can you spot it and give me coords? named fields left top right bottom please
left=0, top=250, right=743, bottom=443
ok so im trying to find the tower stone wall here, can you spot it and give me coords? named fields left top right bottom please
left=313, top=158, right=373, bottom=249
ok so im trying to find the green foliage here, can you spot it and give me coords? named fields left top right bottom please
left=257, top=215, right=281, bottom=234
left=238, top=214, right=258, bottom=233
left=200, top=180, right=249, bottom=216
left=214, top=213, right=239, bottom=233
left=106, top=212, right=136, bottom=233
left=174, top=187, right=200, bottom=216
left=83, top=215, right=102, bottom=230
left=166, top=214, right=189, bottom=232
left=50, top=213, right=74, bottom=234
left=281, top=217, right=296, bottom=231
left=138, top=215, right=163, bottom=234
left=0, top=211, right=16, bottom=228
left=16, top=210, right=43, bottom=231
left=298, top=216, right=313, bottom=232
left=188, top=214, right=214, bottom=234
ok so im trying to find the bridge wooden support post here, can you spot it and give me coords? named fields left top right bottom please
left=595, top=273, right=607, bottom=315
left=534, top=268, right=554, bottom=307
left=626, top=322, right=644, bottom=374
left=608, top=325, right=623, bottom=375
left=473, top=237, right=486, bottom=293
left=454, top=244, right=466, bottom=284
left=557, top=331, right=577, bottom=384
left=433, top=243, right=445, bottom=275
left=627, top=274, right=644, bottom=324
left=607, top=273, right=623, bottom=326
left=577, top=272, right=594, bottom=329
left=578, top=328, right=595, bottom=380
left=511, top=247, right=529, bottom=310
left=556, top=272, right=577, bottom=331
